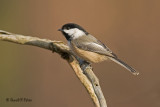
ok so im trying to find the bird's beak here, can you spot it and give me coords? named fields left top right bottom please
left=58, top=29, right=63, bottom=31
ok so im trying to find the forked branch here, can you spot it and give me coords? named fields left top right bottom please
left=0, top=30, right=107, bottom=107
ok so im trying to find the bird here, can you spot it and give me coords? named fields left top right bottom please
left=58, top=23, right=139, bottom=75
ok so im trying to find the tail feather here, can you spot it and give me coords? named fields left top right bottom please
left=109, top=57, right=139, bottom=75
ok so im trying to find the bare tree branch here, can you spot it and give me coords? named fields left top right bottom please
left=0, top=30, right=107, bottom=107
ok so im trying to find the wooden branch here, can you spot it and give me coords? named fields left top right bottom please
left=84, top=67, right=107, bottom=107
left=0, top=30, right=107, bottom=107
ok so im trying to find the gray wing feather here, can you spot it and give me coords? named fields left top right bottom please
left=72, top=34, right=116, bottom=57
left=72, top=35, right=139, bottom=75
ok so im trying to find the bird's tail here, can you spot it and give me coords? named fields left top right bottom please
left=109, top=57, right=139, bottom=75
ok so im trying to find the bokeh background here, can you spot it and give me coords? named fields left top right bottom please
left=0, top=0, right=160, bottom=107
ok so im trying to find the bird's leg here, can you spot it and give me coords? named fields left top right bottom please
left=79, top=60, right=92, bottom=72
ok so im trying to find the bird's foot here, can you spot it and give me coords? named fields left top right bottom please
left=80, top=61, right=92, bottom=72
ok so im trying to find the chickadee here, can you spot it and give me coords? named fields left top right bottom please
left=58, top=23, right=139, bottom=75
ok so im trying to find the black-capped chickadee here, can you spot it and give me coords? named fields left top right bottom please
left=58, top=23, right=139, bottom=75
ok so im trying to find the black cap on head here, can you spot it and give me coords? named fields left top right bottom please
left=59, top=23, right=89, bottom=41
left=62, top=23, right=88, bottom=34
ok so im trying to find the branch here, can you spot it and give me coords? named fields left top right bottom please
left=84, top=67, right=107, bottom=107
left=0, top=30, right=107, bottom=107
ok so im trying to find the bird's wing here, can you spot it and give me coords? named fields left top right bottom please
left=72, top=34, right=117, bottom=58
left=72, top=35, right=139, bottom=75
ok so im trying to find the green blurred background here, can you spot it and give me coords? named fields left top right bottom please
left=0, top=0, right=160, bottom=107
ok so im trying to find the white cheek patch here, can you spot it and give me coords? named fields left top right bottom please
left=64, top=28, right=85, bottom=39
left=73, top=28, right=85, bottom=39
left=63, top=29, right=75, bottom=36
